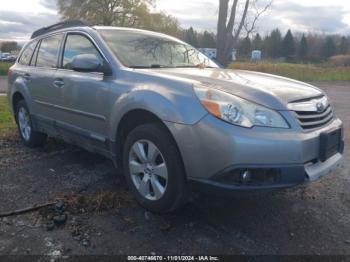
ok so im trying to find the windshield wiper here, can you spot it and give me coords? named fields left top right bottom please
left=129, top=64, right=174, bottom=69
left=175, top=65, right=216, bottom=69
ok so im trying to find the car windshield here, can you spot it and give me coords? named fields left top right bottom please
left=98, top=29, right=219, bottom=69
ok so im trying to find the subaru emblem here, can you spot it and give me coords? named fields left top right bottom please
left=316, top=102, right=325, bottom=112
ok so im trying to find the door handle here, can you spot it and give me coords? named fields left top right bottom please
left=53, top=79, right=65, bottom=88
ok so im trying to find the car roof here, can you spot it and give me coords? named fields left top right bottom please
left=31, top=20, right=175, bottom=41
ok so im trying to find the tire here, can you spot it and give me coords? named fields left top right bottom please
left=15, top=100, right=47, bottom=148
left=122, top=123, right=187, bottom=213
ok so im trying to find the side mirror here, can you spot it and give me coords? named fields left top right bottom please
left=70, top=54, right=112, bottom=76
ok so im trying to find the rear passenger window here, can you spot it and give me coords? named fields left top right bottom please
left=62, top=34, right=102, bottom=69
left=19, top=41, right=37, bottom=65
left=36, top=34, right=62, bottom=68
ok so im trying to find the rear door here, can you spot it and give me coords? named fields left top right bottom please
left=29, top=34, right=64, bottom=124
left=53, top=32, right=111, bottom=144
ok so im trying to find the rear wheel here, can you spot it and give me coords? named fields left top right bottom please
left=16, top=100, right=47, bottom=147
left=122, top=123, right=187, bottom=213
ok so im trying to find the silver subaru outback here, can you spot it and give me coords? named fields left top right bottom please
left=8, top=21, right=344, bottom=212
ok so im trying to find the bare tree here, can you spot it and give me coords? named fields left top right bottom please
left=216, top=0, right=272, bottom=65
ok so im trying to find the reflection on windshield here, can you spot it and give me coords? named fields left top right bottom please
left=98, top=29, right=218, bottom=69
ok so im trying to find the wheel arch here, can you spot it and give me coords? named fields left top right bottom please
left=9, top=76, right=35, bottom=116
left=115, top=109, right=185, bottom=172
left=11, top=91, right=25, bottom=122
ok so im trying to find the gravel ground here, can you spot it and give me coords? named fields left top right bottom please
left=0, top=81, right=349, bottom=258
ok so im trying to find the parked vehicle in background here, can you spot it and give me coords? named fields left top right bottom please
left=1, top=53, right=10, bottom=61
left=7, top=21, right=344, bottom=212
left=1, top=53, right=17, bottom=62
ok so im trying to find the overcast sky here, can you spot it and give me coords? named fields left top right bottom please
left=0, top=0, right=349, bottom=42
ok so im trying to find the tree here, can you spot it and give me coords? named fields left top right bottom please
left=200, top=31, right=216, bottom=48
left=298, top=34, right=308, bottom=61
left=337, top=36, right=349, bottom=55
left=183, top=27, right=199, bottom=47
left=281, top=29, right=295, bottom=59
left=252, top=33, right=262, bottom=50
left=321, top=37, right=336, bottom=59
left=58, top=0, right=182, bottom=35
left=238, top=36, right=252, bottom=57
left=58, top=0, right=153, bottom=26
left=0, top=41, right=18, bottom=53
left=263, top=28, right=282, bottom=58
left=144, top=12, right=181, bottom=37
left=305, top=34, right=324, bottom=62
left=216, top=0, right=272, bottom=65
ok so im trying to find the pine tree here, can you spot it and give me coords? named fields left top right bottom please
left=252, top=33, right=263, bottom=50
left=263, top=29, right=282, bottom=58
left=298, top=34, right=308, bottom=61
left=200, top=31, right=216, bottom=48
left=238, top=37, right=252, bottom=58
left=337, top=36, right=348, bottom=55
left=281, top=29, right=295, bottom=60
left=322, top=37, right=336, bottom=58
left=184, top=27, right=199, bottom=48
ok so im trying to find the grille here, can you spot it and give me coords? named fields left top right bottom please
left=294, top=104, right=334, bottom=130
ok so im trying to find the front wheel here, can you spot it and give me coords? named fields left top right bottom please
left=122, top=123, right=187, bottom=213
left=16, top=100, right=47, bottom=148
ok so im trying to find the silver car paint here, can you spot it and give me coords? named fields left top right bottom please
left=139, top=68, right=324, bottom=110
left=165, top=115, right=343, bottom=180
left=8, top=26, right=343, bottom=184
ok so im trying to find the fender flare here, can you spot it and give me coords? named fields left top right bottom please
left=108, top=87, right=207, bottom=141
left=9, top=77, right=34, bottom=114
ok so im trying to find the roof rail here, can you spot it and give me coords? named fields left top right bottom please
left=31, top=20, right=89, bottom=39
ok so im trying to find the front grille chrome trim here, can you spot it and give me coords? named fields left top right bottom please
left=289, top=96, right=334, bottom=130
left=297, top=112, right=334, bottom=128
left=296, top=105, right=332, bottom=120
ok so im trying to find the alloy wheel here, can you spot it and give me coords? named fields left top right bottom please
left=18, top=107, right=31, bottom=141
left=129, top=140, right=168, bottom=201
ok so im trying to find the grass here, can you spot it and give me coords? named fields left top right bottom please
left=0, top=96, right=16, bottom=136
left=229, top=62, right=350, bottom=81
left=0, top=62, right=13, bottom=76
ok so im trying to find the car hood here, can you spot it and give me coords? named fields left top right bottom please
left=140, top=68, right=324, bottom=110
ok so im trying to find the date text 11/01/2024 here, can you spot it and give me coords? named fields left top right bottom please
left=127, top=256, right=220, bottom=261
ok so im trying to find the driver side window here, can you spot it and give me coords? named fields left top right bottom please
left=62, top=34, right=103, bottom=69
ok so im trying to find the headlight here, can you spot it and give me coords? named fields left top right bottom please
left=194, top=85, right=289, bottom=128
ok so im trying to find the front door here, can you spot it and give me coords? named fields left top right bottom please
left=53, top=33, right=111, bottom=144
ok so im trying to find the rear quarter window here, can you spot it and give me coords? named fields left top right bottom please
left=18, top=41, right=38, bottom=65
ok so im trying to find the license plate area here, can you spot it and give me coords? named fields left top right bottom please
left=319, top=128, right=341, bottom=162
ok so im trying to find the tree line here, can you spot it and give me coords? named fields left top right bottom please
left=0, top=41, right=19, bottom=53
left=57, top=0, right=349, bottom=64
left=181, top=27, right=350, bottom=63
left=237, top=29, right=350, bottom=62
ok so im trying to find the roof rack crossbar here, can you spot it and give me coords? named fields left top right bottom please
left=31, top=20, right=89, bottom=39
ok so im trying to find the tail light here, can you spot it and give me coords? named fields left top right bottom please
left=7, top=68, right=12, bottom=79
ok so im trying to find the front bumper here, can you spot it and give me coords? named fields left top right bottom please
left=188, top=152, right=343, bottom=194
left=165, top=114, right=344, bottom=191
